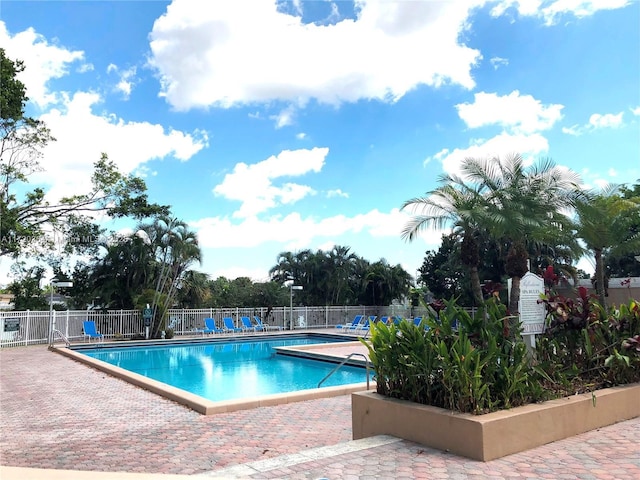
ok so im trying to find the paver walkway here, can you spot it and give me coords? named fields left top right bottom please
left=1, top=345, right=639, bottom=479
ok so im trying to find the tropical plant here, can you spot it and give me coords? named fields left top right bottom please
left=460, top=155, right=581, bottom=315
left=573, top=184, right=640, bottom=308
left=362, top=297, right=545, bottom=414
left=402, top=177, right=488, bottom=306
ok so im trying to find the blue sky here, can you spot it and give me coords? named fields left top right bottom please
left=1, top=0, right=639, bottom=285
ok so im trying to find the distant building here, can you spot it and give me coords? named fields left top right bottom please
left=0, top=293, right=15, bottom=310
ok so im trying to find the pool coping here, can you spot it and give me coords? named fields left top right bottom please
left=50, top=336, right=373, bottom=415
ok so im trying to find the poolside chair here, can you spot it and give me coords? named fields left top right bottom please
left=222, top=317, right=243, bottom=334
left=413, top=317, right=423, bottom=326
left=336, top=314, right=364, bottom=330
left=83, top=320, right=104, bottom=342
left=240, top=316, right=256, bottom=333
left=345, top=316, right=368, bottom=332
left=253, top=316, right=282, bottom=331
left=201, top=318, right=223, bottom=335
left=355, top=317, right=372, bottom=333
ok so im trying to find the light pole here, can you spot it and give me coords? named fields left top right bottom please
left=48, top=277, right=73, bottom=345
left=289, top=284, right=303, bottom=330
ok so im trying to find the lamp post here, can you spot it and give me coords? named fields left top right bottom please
left=289, top=284, right=303, bottom=330
left=48, top=278, right=73, bottom=345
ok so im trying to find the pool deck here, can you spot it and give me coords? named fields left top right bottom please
left=1, top=335, right=639, bottom=479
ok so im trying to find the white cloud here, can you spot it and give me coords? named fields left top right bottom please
left=212, top=148, right=328, bottom=218
left=433, top=132, right=550, bottom=177
left=608, top=168, right=617, bottom=177
left=296, top=132, right=307, bottom=140
left=562, top=111, right=625, bottom=135
left=456, top=90, right=564, bottom=134
left=589, top=112, right=624, bottom=128
left=107, top=64, right=138, bottom=99
left=270, top=105, right=296, bottom=128
left=631, top=106, right=640, bottom=116
left=192, top=207, right=443, bottom=250
left=326, top=189, right=349, bottom=199
left=148, top=0, right=483, bottom=110
left=489, top=56, right=509, bottom=69
left=34, top=91, right=207, bottom=200
left=0, top=21, right=86, bottom=108
left=562, top=125, right=581, bottom=136
left=492, top=0, right=630, bottom=25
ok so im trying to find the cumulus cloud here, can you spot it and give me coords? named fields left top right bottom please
left=589, top=112, right=624, bottom=128
left=456, top=90, right=564, bottom=134
left=0, top=21, right=86, bottom=107
left=192, top=207, right=443, bottom=250
left=35, top=92, right=208, bottom=200
left=562, top=111, right=625, bottom=136
left=148, top=0, right=483, bottom=110
left=107, top=64, right=138, bottom=99
left=270, top=105, right=296, bottom=128
left=632, top=106, right=640, bottom=116
left=427, top=90, right=561, bottom=175
left=429, top=132, right=550, bottom=177
left=492, top=0, right=630, bottom=25
left=212, top=148, right=328, bottom=218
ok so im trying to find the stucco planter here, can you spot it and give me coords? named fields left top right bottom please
left=352, top=383, right=640, bottom=461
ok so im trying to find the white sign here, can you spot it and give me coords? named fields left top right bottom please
left=519, top=272, right=545, bottom=335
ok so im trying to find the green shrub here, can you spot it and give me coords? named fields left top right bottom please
left=537, top=292, right=640, bottom=394
left=361, top=298, right=545, bottom=415
left=363, top=293, right=640, bottom=415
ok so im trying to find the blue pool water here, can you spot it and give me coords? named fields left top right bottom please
left=81, top=336, right=367, bottom=402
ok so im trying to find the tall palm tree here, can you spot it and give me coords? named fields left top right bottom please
left=139, top=216, right=201, bottom=334
left=402, top=176, right=487, bottom=306
left=574, top=185, right=640, bottom=307
left=460, top=155, right=581, bottom=314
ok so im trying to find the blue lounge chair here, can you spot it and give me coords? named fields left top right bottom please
left=83, top=320, right=104, bottom=342
left=355, top=317, right=372, bottom=332
left=413, top=317, right=423, bottom=326
left=223, top=317, right=243, bottom=334
left=336, top=314, right=364, bottom=330
left=240, top=316, right=256, bottom=332
left=203, top=318, right=223, bottom=335
left=253, top=316, right=282, bottom=331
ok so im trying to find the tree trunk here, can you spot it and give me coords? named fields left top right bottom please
left=469, top=265, right=483, bottom=307
left=509, top=275, right=521, bottom=316
left=594, top=248, right=606, bottom=309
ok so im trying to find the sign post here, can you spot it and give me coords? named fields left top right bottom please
left=518, top=272, right=546, bottom=349
left=143, top=305, right=153, bottom=340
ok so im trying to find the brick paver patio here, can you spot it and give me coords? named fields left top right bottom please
left=1, top=344, right=639, bottom=479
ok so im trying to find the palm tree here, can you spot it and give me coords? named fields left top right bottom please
left=139, top=216, right=201, bottom=334
left=574, top=185, right=640, bottom=307
left=461, top=155, right=581, bottom=314
left=402, top=177, right=487, bottom=306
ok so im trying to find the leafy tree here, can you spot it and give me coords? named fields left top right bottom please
left=176, top=270, right=210, bottom=308
left=7, top=264, right=47, bottom=310
left=605, top=182, right=640, bottom=278
left=0, top=49, right=168, bottom=258
left=574, top=185, right=640, bottom=307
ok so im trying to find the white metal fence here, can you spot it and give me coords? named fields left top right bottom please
left=0, top=304, right=428, bottom=348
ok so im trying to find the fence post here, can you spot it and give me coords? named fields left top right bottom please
left=24, top=311, right=30, bottom=346
left=64, top=310, right=70, bottom=339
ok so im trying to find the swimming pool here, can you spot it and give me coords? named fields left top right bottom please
left=78, top=335, right=368, bottom=403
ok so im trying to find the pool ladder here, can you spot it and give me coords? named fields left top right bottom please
left=51, top=329, right=70, bottom=347
left=317, top=352, right=370, bottom=390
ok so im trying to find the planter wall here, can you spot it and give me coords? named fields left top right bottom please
left=352, top=383, right=640, bottom=461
